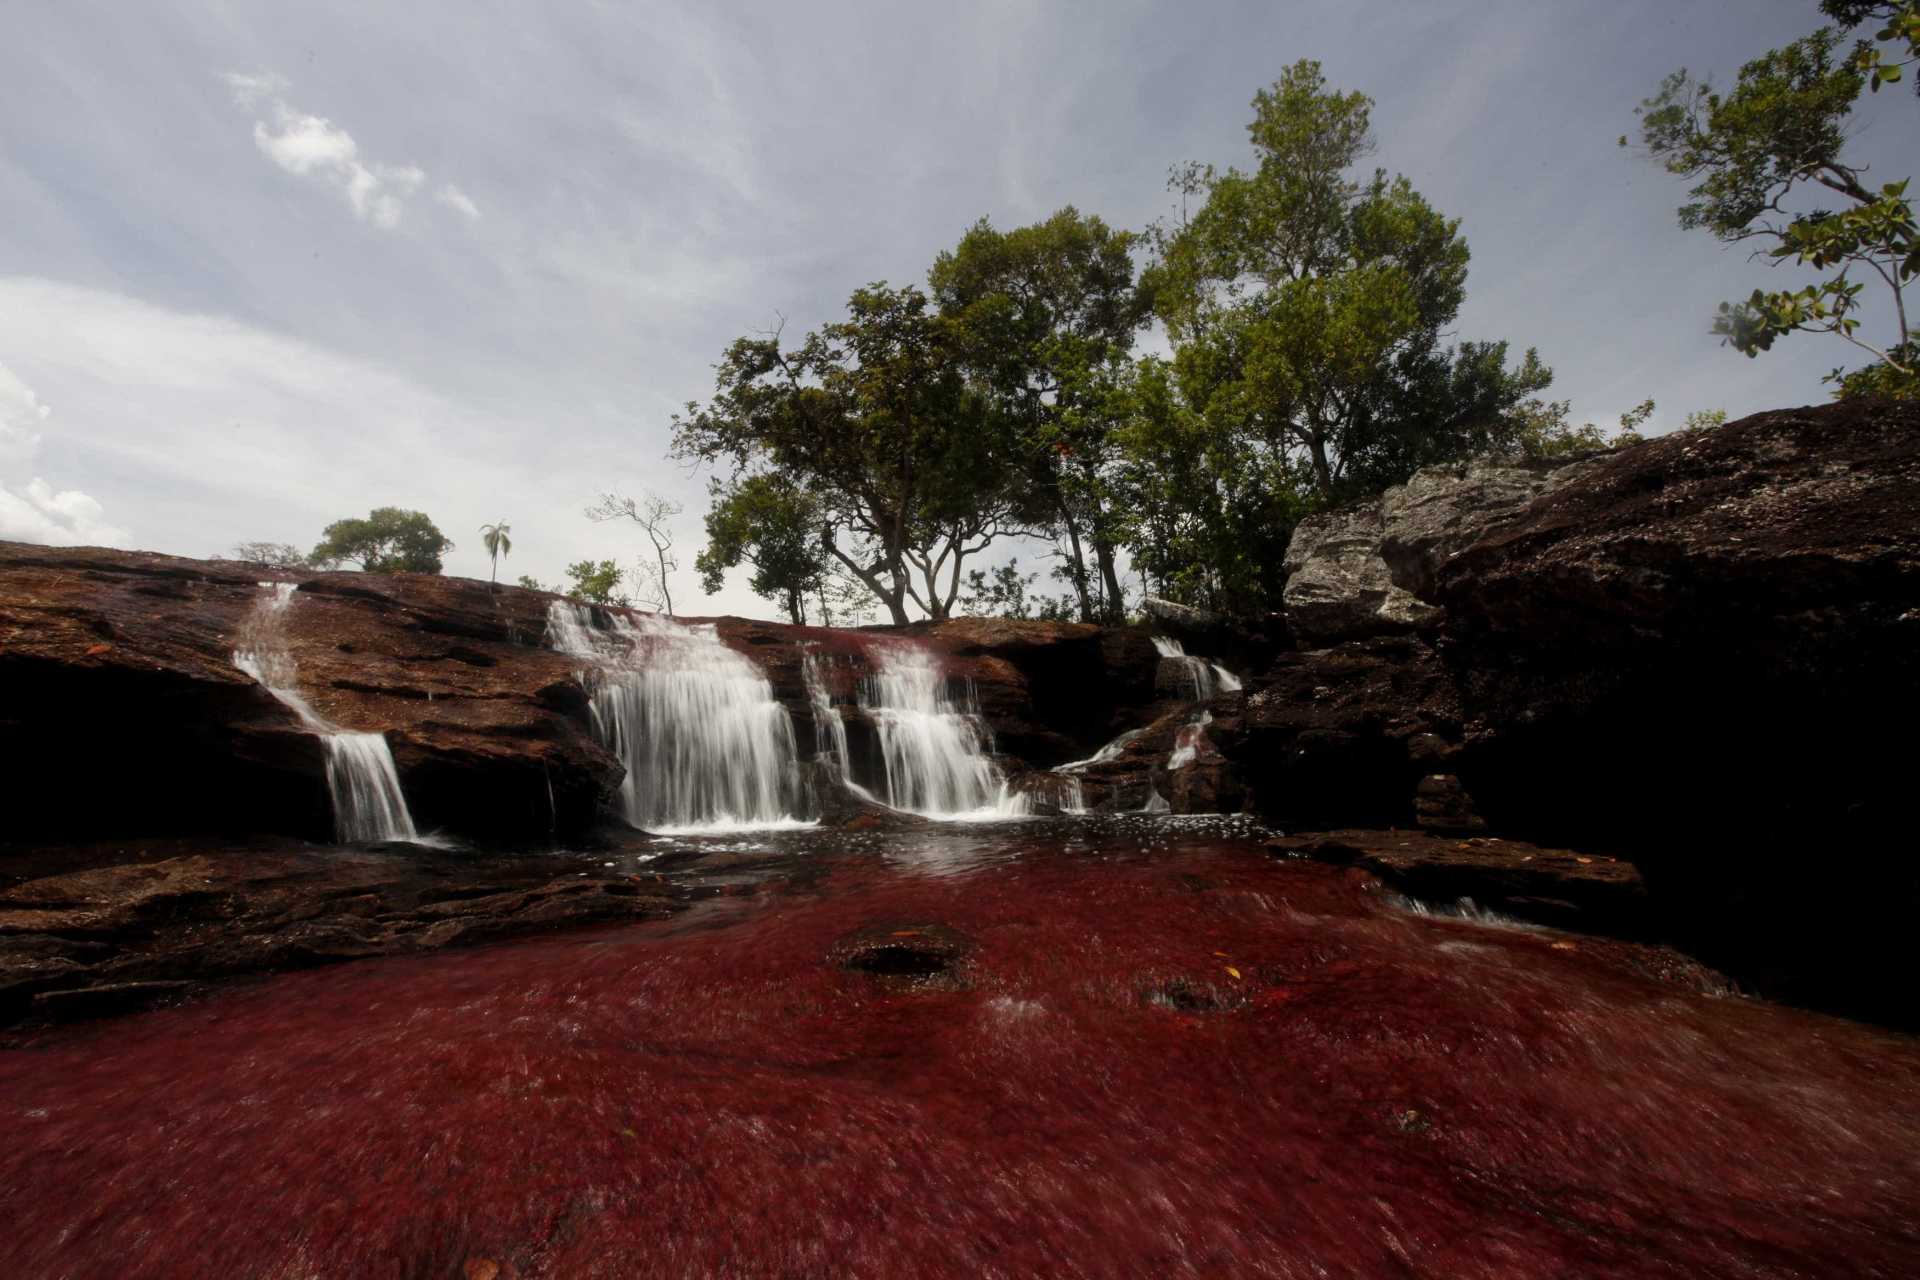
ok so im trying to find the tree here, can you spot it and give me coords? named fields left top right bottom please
left=672, top=284, right=1027, bottom=624
left=562, top=559, right=627, bottom=605
left=929, top=208, right=1148, bottom=622
left=1628, top=4, right=1918, bottom=396
left=1146, top=61, right=1551, bottom=506
left=587, top=492, right=682, bottom=615
left=1507, top=397, right=1656, bottom=458
left=228, top=541, right=306, bottom=569
left=479, top=520, right=512, bottom=586
left=693, top=473, right=830, bottom=624
left=310, top=508, right=453, bottom=573
left=515, top=573, right=555, bottom=593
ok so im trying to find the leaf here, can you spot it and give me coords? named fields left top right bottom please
left=83, top=644, right=110, bottom=657
left=1225, top=966, right=1242, bottom=979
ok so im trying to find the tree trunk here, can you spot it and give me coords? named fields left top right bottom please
left=1307, top=433, right=1335, bottom=500
left=1059, top=507, right=1094, bottom=623
left=1094, top=536, right=1125, bottom=622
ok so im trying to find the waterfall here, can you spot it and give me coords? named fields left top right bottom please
left=1053, top=726, right=1147, bottom=774
left=547, top=602, right=809, bottom=833
left=232, top=582, right=420, bottom=844
left=1169, top=711, right=1213, bottom=770
left=802, top=649, right=851, bottom=778
left=1151, top=636, right=1241, bottom=700
left=856, top=641, right=1030, bottom=820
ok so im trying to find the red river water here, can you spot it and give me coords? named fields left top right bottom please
left=3, top=816, right=1917, bottom=1277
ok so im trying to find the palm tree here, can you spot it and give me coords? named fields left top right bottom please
left=479, top=521, right=512, bottom=586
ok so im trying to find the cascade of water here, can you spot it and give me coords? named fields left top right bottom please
left=1151, top=636, right=1242, bottom=700
left=802, top=649, right=851, bottom=778
left=1052, top=726, right=1147, bottom=774
left=1058, top=775, right=1088, bottom=815
left=547, top=602, right=808, bottom=833
left=856, top=641, right=1030, bottom=820
left=1168, top=711, right=1214, bottom=771
left=232, top=582, right=420, bottom=844
left=1141, top=782, right=1171, bottom=814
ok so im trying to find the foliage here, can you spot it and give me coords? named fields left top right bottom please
left=515, top=574, right=555, bottom=593
left=562, top=559, right=628, bottom=606
left=1829, top=340, right=1920, bottom=396
left=1629, top=9, right=1916, bottom=389
left=1508, top=398, right=1656, bottom=458
left=588, top=492, right=682, bottom=614
left=228, top=541, right=306, bottom=569
left=929, top=208, right=1147, bottom=621
left=310, top=508, right=453, bottom=574
left=1146, top=60, right=1553, bottom=511
left=479, top=521, right=511, bottom=585
left=671, top=283, right=1028, bottom=624
left=694, top=473, right=829, bottom=624
left=1683, top=408, right=1731, bottom=430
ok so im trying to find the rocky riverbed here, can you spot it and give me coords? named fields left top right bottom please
left=3, top=397, right=1916, bottom=1027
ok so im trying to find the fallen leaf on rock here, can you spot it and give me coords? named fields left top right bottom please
left=1551, top=942, right=1578, bottom=952
left=1575, top=857, right=1594, bottom=864
left=1225, top=966, right=1242, bottom=979
left=84, top=644, right=110, bottom=657
left=890, top=930, right=920, bottom=938
left=464, top=1260, right=499, bottom=1280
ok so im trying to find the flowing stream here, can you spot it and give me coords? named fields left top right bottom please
left=547, top=603, right=809, bottom=833
left=10, top=820, right=1916, bottom=1277
left=232, top=582, right=419, bottom=844
left=1151, top=634, right=1242, bottom=701
left=857, top=640, right=1030, bottom=820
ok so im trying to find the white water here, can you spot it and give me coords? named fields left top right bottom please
left=1151, top=636, right=1242, bottom=700
left=857, top=641, right=1031, bottom=820
left=232, top=582, right=420, bottom=844
left=1168, top=711, right=1214, bottom=771
left=802, top=649, right=852, bottom=779
left=547, top=602, right=809, bottom=833
left=1052, top=726, right=1147, bottom=774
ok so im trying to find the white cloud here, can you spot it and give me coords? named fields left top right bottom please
left=0, top=361, right=130, bottom=547
left=219, top=70, right=289, bottom=109
left=224, top=72, right=472, bottom=232
left=0, top=279, right=740, bottom=607
left=435, top=183, right=480, bottom=221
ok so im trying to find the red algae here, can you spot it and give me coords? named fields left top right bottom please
left=3, top=823, right=1918, bottom=1278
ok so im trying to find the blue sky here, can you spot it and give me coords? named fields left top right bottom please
left=1, top=1, right=1910, bottom=616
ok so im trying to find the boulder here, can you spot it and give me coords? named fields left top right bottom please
left=0, top=545, right=622, bottom=843
left=1281, top=503, right=1442, bottom=645
left=1279, top=454, right=1597, bottom=647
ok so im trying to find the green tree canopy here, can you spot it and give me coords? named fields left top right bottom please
left=929, top=207, right=1147, bottom=621
left=310, top=508, right=453, bottom=574
left=1629, top=4, right=1917, bottom=395
left=563, top=559, right=627, bottom=605
left=694, top=473, right=830, bottom=624
left=479, top=521, right=511, bottom=585
left=672, top=283, right=1029, bottom=623
left=1146, top=60, right=1551, bottom=504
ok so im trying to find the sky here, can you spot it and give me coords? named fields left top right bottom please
left=2, top=0, right=1911, bottom=618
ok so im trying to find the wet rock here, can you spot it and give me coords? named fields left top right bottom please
left=1231, top=636, right=1461, bottom=830
left=1266, top=829, right=1648, bottom=936
left=1414, top=774, right=1484, bottom=834
left=829, top=923, right=973, bottom=991
left=0, top=838, right=684, bottom=1026
left=0, top=546, right=620, bottom=843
